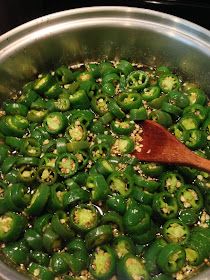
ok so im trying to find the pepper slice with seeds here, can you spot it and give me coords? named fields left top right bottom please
left=37, top=166, right=57, bottom=185
left=157, top=243, right=186, bottom=274
left=65, top=121, right=87, bottom=142
left=117, top=253, right=150, bottom=280
left=70, top=204, right=99, bottom=232
left=0, top=212, right=26, bottom=242
left=107, top=172, right=133, bottom=198
left=163, top=219, right=190, bottom=245
left=153, top=192, right=178, bottom=220
left=44, top=112, right=67, bottom=134
left=55, top=153, right=78, bottom=178
left=86, top=174, right=109, bottom=201
left=89, top=245, right=116, bottom=280
left=176, top=185, right=203, bottom=212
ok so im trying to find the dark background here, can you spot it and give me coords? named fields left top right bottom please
left=0, top=0, right=210, bottom=35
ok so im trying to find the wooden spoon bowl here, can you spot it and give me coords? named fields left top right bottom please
left=133, top=120, right=210, bottom=173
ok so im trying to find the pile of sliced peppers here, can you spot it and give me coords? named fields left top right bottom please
left=0, top=60, right=210, bottom=280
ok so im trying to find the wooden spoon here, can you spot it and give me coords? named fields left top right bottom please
left=133, top=120, right=210, bottom=173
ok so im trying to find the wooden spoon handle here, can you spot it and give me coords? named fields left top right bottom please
left=180, top=150, right=210, bottom=173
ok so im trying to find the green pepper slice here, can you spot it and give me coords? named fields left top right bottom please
left=160, top=171, right=184, bottom=194
left=26, top=184, right=50, bottom=216
left=42, top=225, right=62, bottom=253
left=89, top=245, right=116, bottom=280
left=107, top=172, right=133, bottom=197
left=85, top=225, right=113, bottom=250
left=37, top=166, right=57, bottom=185
left=3, top=240, right=29, bottom=265
left=91, top=94, right=110, bottom=116
left=117, top=92, right=142, bottom=111
left=159, top=73, right=180, bottom=93
left=18, top=165, right=38, bottom=183
left=65, top=121, right=87, bottom=142
left=123, top=199, right=151, bottom=234
left=117, top=253, right=149, bottom=280
left=28, top=262, right=55, bottom=280
left=86, top=174, right=109, bottom=201
left=106, top=195, right=126, bottom=215
left=51, top=211, right=75, bottom=240
left=24, top=228, right=43, bottom=250
left=149, top=110, right=172, bottom=128
left=142, top=86, right=161, bottom=101
left=44, top=112, right=67, bottom=134
left=33, top=73, right=54, bottom=93
left=50, top=252, right=70, bottom=275
left=113, top=236, right=135, bottom=259
left=55, top=153, right=78, bottom=178
left=0, top=212, right=26, bottom=242
left=3, top=101, right=28, bottom=116
left=163, top=219, right=190, bottom=245
left=183, top=129, right=206, bottom=149
left=116, top=60, right=134, bottom=76
left=157, top=243, right=186, bottom=274
left=144, top=238, right=167, bottom=275
left=130, top=107, right=147, bottom=121
left=126, top=70, right=149, bottom=90
left=20, top=137, right=41, bottom=157
left=111, top=119, right=135, bottom=135
left=70, top=204, right=99, bottom=232
left=69, top=89, right=90, bottom=109
left=176, top=185, right=203, bottom=211
left=153, top=192, right=178, bottom=220
left=186, top=87, right=207, bottom=105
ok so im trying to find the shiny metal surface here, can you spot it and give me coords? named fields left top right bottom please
left=0, top=6, right=210, bottom=280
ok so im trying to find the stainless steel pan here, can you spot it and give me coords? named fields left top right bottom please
left=0, top=6, right=209, bottom=280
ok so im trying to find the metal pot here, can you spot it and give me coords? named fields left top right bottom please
left=0, top=6, right=209, bottom=280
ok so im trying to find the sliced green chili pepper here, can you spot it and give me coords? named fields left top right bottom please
left=51, top=211, right=75, bottom=240
left=70, top=204, right=99, bottom=232
left=28, top=262, right=55, bottom=280
left=89, top=245, right=116, bottom=280
left=44, top=112, right=67, bottom=134
left=26, top=184, right=50, bottom=216
left=126, top=70, right=149, bottom=90
left=186, top=87, right=207, bottom=105
left=160, top=171, right=184, bottom=193
left=123, top=199, right=151, bottom=234
left=159, top=73, right=180, bottom=93
left=0, top=212, right=26, bottom=242
left=42, top=225, right=62, bottom=253
left=176, top=185, right=203, bottom=211
left=157, top=243, right=186, bottom=274
left=55, top=153, right=78, bottom=178
left=163, top=219, right=189, bottom=244
left=144, top=238, right=167, bottom=275
left=113, top=236, right=135, bottom=259
left=86, top=174, right=109, bottom=201
left=24, top=228, right=43, bottom=250
left=111, top=119, right=135, bottom=135
left=130, top=107, right=147, bottom=121
left=149, top=110, right=172, bottom=128
left=117, top=92, right=142, bottom=111
left=37, top=166, right=57, bottom=185
left=117, top=253, right=149, bottom=280
left=85, top=225, right=113, bottom=250
left=178, top=208, right=199, bottom=226
left=153, top=192, right=178, bottom=220
left=3, top=101, right=28, bottom=116
left=69, top=89, right=90, bottom=109
left=3, top=240, right=29, bottom=265
left=107, top=172, right=133, bottom=197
